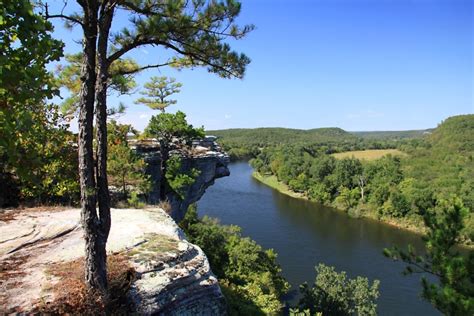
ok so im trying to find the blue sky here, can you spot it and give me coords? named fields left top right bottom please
left=49, top=0, right=473, bottom=131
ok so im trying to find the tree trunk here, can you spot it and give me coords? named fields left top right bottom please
left=77, top=0, right=107, bottom=293
left=95, top=1, right=115, bottom=242
left=122, top=173, right=126, bottom=196
left=359, top=176, right=365, bottom=201
left=159, top=140, right=170, bottom=201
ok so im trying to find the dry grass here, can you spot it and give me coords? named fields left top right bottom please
left=158, top=199, right=172, bottom=215
left=0, top=210, right=17, bottom=223
left=0, top=253, right=31, bottom=313
left=37, top=254, right=135, bottom=315
left=332, top=149, right=407, bottom=161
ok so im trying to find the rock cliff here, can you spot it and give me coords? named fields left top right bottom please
left=0, top=208, right=226, bottom=314
left=132, top=137, right=230, bottom=222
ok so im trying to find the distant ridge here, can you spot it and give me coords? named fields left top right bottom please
left=209, top=115, right=473, bottom=145
left=207, top=127, right=358, bottom=145
left=350, top=129, right=432, bottom=140
left=208, top=127, right=431, bottom=144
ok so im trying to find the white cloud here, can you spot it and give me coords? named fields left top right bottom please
left=139, top=113, right=149, bottom=119
left=224, top=114, right=232, bottom=119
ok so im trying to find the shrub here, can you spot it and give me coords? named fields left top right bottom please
left=165, top=155, right=200, bottom=199
left=297, top=264, right=380, bottom=316
left=127, top=191, right=145, bottom=208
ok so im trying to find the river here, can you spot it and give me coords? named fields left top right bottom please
left=197, top=162, right=439, bottom=315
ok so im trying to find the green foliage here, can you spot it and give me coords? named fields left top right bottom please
left=403, top=115, right=474, bottom=212
left=145, top=111, right=205, bottom=145
left=107, top=120, right=138, bottom=145
left=0, top=0, right=63, bottom=106
left=165, top=155, right=200, bottom=200
left=429, top=115, right=474, bottom=153
left=0, top=1, right=80, bottom=205
left=289, top=308, right=322, bottom=316
left=208, top=126, right=412, bottom=160
left=109, top=0, right=254, bottom=79
left=353, top=130, right=430, bottom=140
left=289, top=173, right=310, bottom=192
left=57, top=54, right=138, bottom=118
left=135, top=76, right=182, bottom=113
left=297, top=264, right=380, bottom=316
left=380, top=188, right=410, bottom=218
left=384, top=197, right=474, bottom=315
left=246, top=115, right=474, bottom=243
left=210, top=127, right=359, bottom=147
left=179, top=205, right=290, bottom=315
left=107, top=121, right=150, bottom=197
left=127, top=191, right=145, bottom=208
left=331, top=158, right=362, bottom=190
left=210, top=127, right=366, bottom=160
left=335, top=186, right=360, bottom=211
left=220, top=281, right=266, bottom=316
left=15, top=122, right=79, bottom=204
left=308, top=183, right=331, bottom=204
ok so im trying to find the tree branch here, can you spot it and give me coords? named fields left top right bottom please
left=43, top=2, right=84, bottom=27
left=107, top=37, right=154, bottom=63
left=45, top=13, right=84, bottom=27
left=166, top=37, right=239, bottom=78
left=114, top=62, right=176, bottom=76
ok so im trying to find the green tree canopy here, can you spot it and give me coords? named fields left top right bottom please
left=0, top=0, right=63, bottom=106
left=135, top=76, right=182, bottom=112
left=0, top=0, right=79, bottom=206
left=145, top=110, right=205, bottom=145
left=298, top=264, right=380, bottom=316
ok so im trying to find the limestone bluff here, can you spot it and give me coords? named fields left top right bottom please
left=0, top=136, right=230, bottom=314
left=131, top=136, right=230, bottom=222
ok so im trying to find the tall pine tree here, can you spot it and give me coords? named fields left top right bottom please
left=44, top=0, right=253, bottom=293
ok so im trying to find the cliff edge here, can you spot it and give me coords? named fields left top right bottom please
left=132, top=136, right=230, bottom=222
left=0, top=208, right=226, bottom=314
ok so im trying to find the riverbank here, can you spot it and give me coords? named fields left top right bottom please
left=198, top=161, right=443, bottom=314
left=252, top=172, right=306, bottom=200
left=252, top=171, right=430, bottom=237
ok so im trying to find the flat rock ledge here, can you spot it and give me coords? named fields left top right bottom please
left=0, top=208, right=226, bottom=315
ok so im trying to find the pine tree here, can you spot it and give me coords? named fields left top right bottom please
left=136, top=76, right=182, bottom=112
left=384, top=197, right=474, bottom=315
left=43, top=0, right=254, bottom=293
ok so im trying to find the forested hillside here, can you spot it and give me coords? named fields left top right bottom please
left=352, top=129, right=431, bottom=140
left=209, top=127, right=356, bottom=144
left=403, top=115, right=474, bottom=217
left=209, top=127, right=400, bottom=159
left=248, top=115, right=474, bottom=244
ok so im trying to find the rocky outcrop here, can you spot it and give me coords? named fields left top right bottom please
left=0, top=208, right=226, bottom=314
left=132, top=138, right=230, bottom=222
left=166, top=150, right=230, bottom=222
